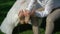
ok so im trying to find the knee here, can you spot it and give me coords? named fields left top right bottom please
left=46, top=16, right=54, bottom=23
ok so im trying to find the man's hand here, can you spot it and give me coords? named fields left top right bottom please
left=18, top=9, right=35, bottom=24
left=22, top=9, right=35, bottom=16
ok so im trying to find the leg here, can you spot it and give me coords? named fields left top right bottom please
left=45, top=9, right=60, bottom=34
left=31, top=17, right=39, bottom=34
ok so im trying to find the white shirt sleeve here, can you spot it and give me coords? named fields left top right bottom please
left=26, top=0, right=36, bottom=11
left=35, top=0, right=53, bottom=18
left=37, top=0, right=45, bottom=8
left=25, top=0, right=54, bottom=18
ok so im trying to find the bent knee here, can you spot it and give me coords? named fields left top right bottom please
left=46, top=16, right=55, bottom=23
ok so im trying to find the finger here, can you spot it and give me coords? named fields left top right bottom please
left=18, top=10, right=22, bottom=15
left=25, top=16, right=30, bottom=24
left=25, top=10, right=29, bottom=16
left=23, top=9, right=26, bottom=14
left=19, top=10, right=23, bottom=14
left=23, top=10, right=27, bottom=16
left=26, top=10, right=30, bottom=14
left=18, top=10, right=23, bottom=16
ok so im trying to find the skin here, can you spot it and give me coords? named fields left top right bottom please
left=19, top=8, right=60, bottom=34
left=18, top=9, right=35, bottom=24
left=19, top=9, right=40, bottom=34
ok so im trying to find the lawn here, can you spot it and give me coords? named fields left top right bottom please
left=0, top=0, right=60, bottom=34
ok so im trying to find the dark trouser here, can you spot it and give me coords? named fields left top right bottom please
left=31, top=17, right=40, bottom=34
left=31, top=8, right=60, bottom=34
left=45, top=8, right=60, bottom=34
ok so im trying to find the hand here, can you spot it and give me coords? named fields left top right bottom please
left=22, top=9, right=35, bottom=23
left=18, top=9, right=30, bottom=24
left=18, top=9, right=35, bottom=24
left=18, top=9, right=35, bottom=17
left=23, top=10, right=30, bottom=16
left=23, top=10, right=30, bottom=23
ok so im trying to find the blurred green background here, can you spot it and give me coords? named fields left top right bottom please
left=0, top=0, right=60, bottom=34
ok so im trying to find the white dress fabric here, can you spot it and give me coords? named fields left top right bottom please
left=0, top=0, right=60, bottom=34
left=0, top=0, right=35, bottom=34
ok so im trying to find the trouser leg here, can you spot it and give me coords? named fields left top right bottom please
left=31, top=17, right=39, bottom=34
left=45, top=9, right=60, bottom=34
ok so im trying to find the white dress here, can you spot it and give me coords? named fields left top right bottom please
left=0, top=0, right=35, bottom=34
left=0, top=0, right=60, bottom=34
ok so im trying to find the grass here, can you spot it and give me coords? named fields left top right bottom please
left=0, top=0, right=60, bottom=34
